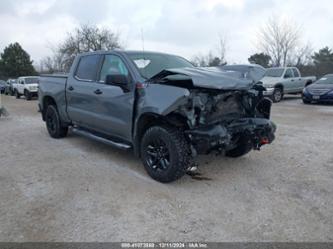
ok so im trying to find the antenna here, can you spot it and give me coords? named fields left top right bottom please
left=141, top=28, right=147, bottom=79
left=141, top=28, right=145, bottom=52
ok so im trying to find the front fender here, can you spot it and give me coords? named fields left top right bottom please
left=136, top=84, right=190, bottom=117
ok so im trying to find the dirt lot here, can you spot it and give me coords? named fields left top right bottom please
left=0, top=94, right=332, bottom=242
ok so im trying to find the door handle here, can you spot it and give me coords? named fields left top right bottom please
left=68, top=86, right=74, bottom=91
left=94, top=89, right=103, bottom=95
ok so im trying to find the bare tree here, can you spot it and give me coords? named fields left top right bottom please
left=40, top=24, right=123, bottom=73
left=191, top=34, right=228, bottom=67
left=257, top=17, right=301, bottom=67
left=217, top=34, right=227, bottom=65
left=191, top=53, right=208, bottom=67
left=289, top=42, right=313, bottom=67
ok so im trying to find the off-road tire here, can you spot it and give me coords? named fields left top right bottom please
left=24, top=90, right=32, bottom=101
left=225, top=136, right=252, bottom=158
left=45, top=105, right=68, bottom=138
left=271, top=88, right=283, bottom=103
left=140, top=125, right=191, bottom=183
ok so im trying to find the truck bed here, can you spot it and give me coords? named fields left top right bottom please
left=38, top=74, right=69, bottom=123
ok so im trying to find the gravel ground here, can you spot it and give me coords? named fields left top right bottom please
left=0, top=94, right=332, bottom=242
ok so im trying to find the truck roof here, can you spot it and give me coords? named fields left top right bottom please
left=78, top=50, right=183, bottom=58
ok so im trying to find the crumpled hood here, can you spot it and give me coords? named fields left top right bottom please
left=149, top=67, right=256, bottom=90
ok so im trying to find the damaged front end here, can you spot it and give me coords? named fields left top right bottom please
left=178, top=88, right=276, bottom=155
left=149, top=67, right=277, bottom=156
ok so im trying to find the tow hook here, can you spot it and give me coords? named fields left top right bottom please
left=260, top=137, right=270, bottom=145
left=254, top=137, right=270, bottom=150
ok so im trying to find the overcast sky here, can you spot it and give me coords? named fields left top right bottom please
left=0, top=0, right=332, bottom=65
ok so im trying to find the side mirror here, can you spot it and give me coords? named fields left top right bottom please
left=105, top=74, right=129, bottom=86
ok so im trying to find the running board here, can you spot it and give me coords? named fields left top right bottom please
left=71, top=127, right=132, bottom=150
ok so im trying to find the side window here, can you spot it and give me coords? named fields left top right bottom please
left=292, top=68, right=300, bottom=78
left=99, top=55, right=129, bottom=82
left=284, top=69, right=293, bottom=78
left=75, top=55, right=100, bottom=81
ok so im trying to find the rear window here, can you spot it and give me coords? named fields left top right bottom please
left=75, top=55, right=100, bottom=81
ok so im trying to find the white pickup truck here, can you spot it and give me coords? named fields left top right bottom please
left=261, top=67, right=316, bottom=102
left=13, top=76, right=40, bottom=100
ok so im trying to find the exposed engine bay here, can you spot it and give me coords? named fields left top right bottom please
left=149, top=68, right=276, bottom=155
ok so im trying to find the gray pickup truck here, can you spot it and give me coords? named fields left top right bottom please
left=38, top=50, right=276, bottom=182
left=262, top=67, right=316, bottom=102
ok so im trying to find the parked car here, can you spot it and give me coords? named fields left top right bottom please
left=38, top=50, right=276, bottom=183
left=261, top=67, right=316, bottom=102
left=0, top=80, right=6, bottom=94
left=302, top=74, right=333, bottom=104
left=13, top=76, right=39, bottom=100
left=5, top=79, right=17, bottom=96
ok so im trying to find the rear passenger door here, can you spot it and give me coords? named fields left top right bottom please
left=66, top=54, right=103, bottom=130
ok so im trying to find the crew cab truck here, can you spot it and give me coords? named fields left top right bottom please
left=261, top=67, right=316, bottom=102
left=13, top=76, right=40, bottom=100
left=38, top=50, right=276, bottom=183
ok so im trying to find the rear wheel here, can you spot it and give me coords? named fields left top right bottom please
left=272, top=88, right=283, bottom=103
left=45, top=105, right=68, bottom=138
left=140, top=125, right=190, bottom=183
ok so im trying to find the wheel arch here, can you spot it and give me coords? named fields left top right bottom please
left=42, top=95, right=57, bottom=121
left=133, top=112, right=189, bottom=157
left=305, top=80, right=313, bottom=87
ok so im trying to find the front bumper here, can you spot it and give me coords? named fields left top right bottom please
left=186, top=118, right=276, bottom=154
left=263, top=87, right=275, bottom=96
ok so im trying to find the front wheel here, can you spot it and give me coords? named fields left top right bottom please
left=140, top=125, right=191, bottom=183
left=15, top=90, right=20, bottom=99
left=271, top=88, right=283, bottom=103
left=45, top=105, right=68, bottom=138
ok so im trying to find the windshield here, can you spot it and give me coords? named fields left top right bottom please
left=127, top=52, right=194, bottom=79
left=265, top=68, right=284, bottom=77
left=25, top=78, right=39, bottom=84
left=316, top=75, right=333, bottom=84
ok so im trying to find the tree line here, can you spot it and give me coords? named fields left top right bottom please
left=1, top=17, right=333, bottom=79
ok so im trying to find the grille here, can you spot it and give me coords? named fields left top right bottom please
left=308, top=88, right=330, bottom=95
